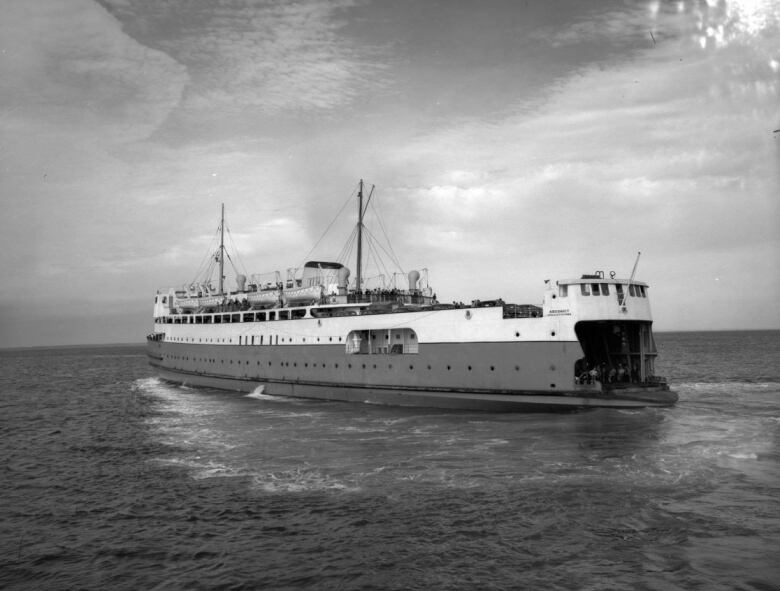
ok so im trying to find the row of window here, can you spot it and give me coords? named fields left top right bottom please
left=164, top=354, right=527, bottom=373
left=156, top=309, right=309, bottom=325
left=558, top=283, right=647, bottom=298
left=167, top=335, right=344, bottom=345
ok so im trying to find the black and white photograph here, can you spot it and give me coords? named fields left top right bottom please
left=1, top=0, right=778, bottom=589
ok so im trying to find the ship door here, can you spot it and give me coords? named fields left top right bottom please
left=574, top=321, right=657, bottom=384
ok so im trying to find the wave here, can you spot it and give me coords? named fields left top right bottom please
left=674, top=381, right=780, bottom=395
left=251, top=467, right=362, bottom=494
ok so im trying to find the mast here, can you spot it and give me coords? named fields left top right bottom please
left=356, top=179, right=363, bottom=292
left=219, top=203, right=225, bottom=296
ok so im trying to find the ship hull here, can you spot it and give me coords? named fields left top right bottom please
left=147, top=338, right=676, bottom=411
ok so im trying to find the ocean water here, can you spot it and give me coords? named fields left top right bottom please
left=1, top=331, right=778, bottom=590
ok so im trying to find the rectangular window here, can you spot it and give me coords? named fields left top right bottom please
left=629, top=284, right=636, bottom=297
left=591, top=283, right=601, bottom=296
left=559, top=285, right=568, bottom=297
left=639, top=285, right=647, bottom=297
left=581, top=284, right=591, bottom=296
left=600, top=283, right=609, bottom=296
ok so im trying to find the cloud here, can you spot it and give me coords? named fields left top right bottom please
left=362, top=1, right=779, bottom=319
left=0, top=0, right=188, bottom=300
left=101, top=0, right=388, bottom=116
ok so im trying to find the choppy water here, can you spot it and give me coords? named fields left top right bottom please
left=1, top=331, right=778, bottom=590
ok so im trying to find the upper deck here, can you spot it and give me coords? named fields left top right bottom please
left=543, top=274, right=653, bottom=323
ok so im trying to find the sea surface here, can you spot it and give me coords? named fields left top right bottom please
left=1, top=331, right=778, bottom=590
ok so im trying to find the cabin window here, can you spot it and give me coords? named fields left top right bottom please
left=600, top=283, right=610, bottom=296
left=591, top=283, right=601, bottom=295
left=256, top=312, right=266, bottom=322
left=558, top=285, right=568, bottom=297
left=639, top=285, right=647, bottom=297
left=278, top=310, right=289, bottom=320
left=291, top=309, right=306, bottom=319
left=629, top=284, right=636, bottom=297
left=581, top=284, right=591, bottom=296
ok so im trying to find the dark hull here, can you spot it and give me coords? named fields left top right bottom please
left=147, top=338, right=677, bottom=411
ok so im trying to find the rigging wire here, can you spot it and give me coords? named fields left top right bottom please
left=364, top=234, right=392, bottom=288
left=337, top=225, right=359, bottom=268
left=368, top=197, right=402, bottom=271
left=226, top=225, right=249, bottom=277
left=298, top=183, right=359, bottom=267
left=362, top=226, right=404, bottom=275
left=189, top=224, right=222, bottom=287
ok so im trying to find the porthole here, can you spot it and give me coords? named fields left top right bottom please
left=551, top=331, right=556, bottom=336
left=447, top=365, right=451, bottom=370
left=305, top=363, right=308, bottom=367
left=468, top=365, right=472, bottom=371
left=362, top=364, right=366, bottom=369
left=335, top=363, right=339, bottom=368
left=409, top=365, right=414, bottom=370
left=515, top=331, right=520, bottom=337
left=550, top=383, right=556, bottom=388
left=348, top=364, right=352, bottom=369
left=515, top=365, right=520, bottom=371
left=373, top=364, right=377, bottom=369
left=490, top=366, right=495, bottom=371
left=427, top=365, right=431, bottom=370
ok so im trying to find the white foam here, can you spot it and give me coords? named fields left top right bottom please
left=251, top=468, right=362, bottom=494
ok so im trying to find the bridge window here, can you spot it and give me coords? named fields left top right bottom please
left=600, top=283, right=610, bottom=295
left=581, top=284, right=591, bottom=295
left=591, top=283, right=601, bottom=295
left=559, top=285, right=568, bottom=297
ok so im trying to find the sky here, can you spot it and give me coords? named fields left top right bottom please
left=1, top=0, right=778, bottom=347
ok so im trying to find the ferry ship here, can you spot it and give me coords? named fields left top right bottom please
left=147, top=181, right=677, bottom=411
